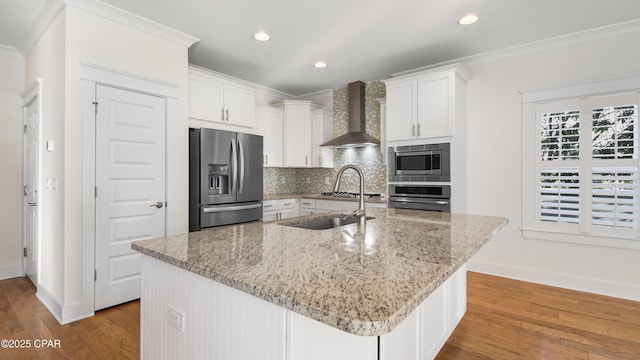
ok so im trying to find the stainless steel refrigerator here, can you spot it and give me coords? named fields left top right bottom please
left=189, top=128, right=263, bottom=231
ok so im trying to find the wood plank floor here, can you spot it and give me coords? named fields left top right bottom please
left=0, top=277, right=139, bottom=360
left=437, top=272, right=640, bottom=360
left=1, top=272, right=638, bottom=359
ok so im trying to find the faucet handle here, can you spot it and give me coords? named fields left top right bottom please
left=350, top=209, right=366, bottom=218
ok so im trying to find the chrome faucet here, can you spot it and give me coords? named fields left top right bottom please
left=334, top=165, right=366, bottom=222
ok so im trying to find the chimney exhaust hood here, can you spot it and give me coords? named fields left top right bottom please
left=320, top=81, right=380, bottom=148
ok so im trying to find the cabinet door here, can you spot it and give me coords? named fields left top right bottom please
left=287, top=311, right=378, bottom=360
left=263, top=211, right=278, bottom=221
left=284, top=104, right=312, bottom=167
left=300, top=208, right=314, bottom=216
left=224, top=83, right=256, bottom=128
left=417, top=74, right=451, bottom=138
left=256, top=107, right=284, bottom=167
left=385, top=78, right=417, bottom=142
left=189, top=76, right=224, bottom=122
left=311, top=110, right=334, bottom=168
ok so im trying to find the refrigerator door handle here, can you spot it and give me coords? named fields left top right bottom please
left=238, top=140, right=245, bottom=194
left=202, top=203, right=263, bottom=213
left=231, top=139, right=238, bottom=195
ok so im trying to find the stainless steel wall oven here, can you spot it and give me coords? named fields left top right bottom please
left=388, top=184, right=451, bottom=212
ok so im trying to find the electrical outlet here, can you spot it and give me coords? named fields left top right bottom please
left=324, top=176, right=330, bottom=185
left=306, top=177, right=310, bottom=184
left=281, top=176, right=285, bottom=184
left=167, top=305, right=186, bottom=333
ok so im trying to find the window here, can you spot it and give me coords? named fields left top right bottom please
left=522, top=81, right=640, bottom=249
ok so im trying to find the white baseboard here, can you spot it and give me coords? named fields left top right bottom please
left=36, top=285, right=95, bottom=325
left=0, top=264, right=22, bottom=280
left=468, top=260, right=640, bottom=302
left=36, top=285, right=64, bottom=324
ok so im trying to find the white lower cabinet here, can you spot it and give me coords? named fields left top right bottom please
left=380, top=264, right=467, bottom=360
left=141, top=256, right=467, bottom=360
left=263, top=199, right=300, bottom=220
left=300, top=199, right=316, bottom=216
left=287, top=312, right=378, bottom=360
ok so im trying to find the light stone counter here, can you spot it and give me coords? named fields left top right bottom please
left=132, top=208, right=507, bottom=336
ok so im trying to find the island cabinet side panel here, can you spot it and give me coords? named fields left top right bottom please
left=140, top=255, right=286, bottom=360
left=286, top=311, right=378, bottom=360
left=380, top=264, right=467, bottom=360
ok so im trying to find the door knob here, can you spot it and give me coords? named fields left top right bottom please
left=150, top=201, right=164, bottom=208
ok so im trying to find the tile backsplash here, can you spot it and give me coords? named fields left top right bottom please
left=264, top=81, right=387, bottom=195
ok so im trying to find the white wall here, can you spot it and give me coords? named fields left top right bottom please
left=24, top=12, right=66, bottom=303
left=24, top=3, right=191, bottom=321
left=464, top=26, right=640, bottom=300
left=0, top=47, right=25, bottom=280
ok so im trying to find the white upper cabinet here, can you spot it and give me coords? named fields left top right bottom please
left=271, top=100, right=328, bottom=168
left=385, top=78, right=417, bottom=142
left=189, top=66, right=256, bottom=128
left=283, top=102, right=312, bottom=167
left=255, top=106, right=284, bottom=167
left=384, top=65, right=468, bottom=142
left=311, top=109, right=334, bottom=168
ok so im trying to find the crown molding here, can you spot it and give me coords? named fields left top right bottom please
left=19, top=0, right=198, bottom=57
left=17, top=0, right=64, bottom=57
left=0, top=44, right=21, bottom=58
left=64, top=0, right=199, bottom=48
left=295, top=88, right=334, bottom=100
left=391, top=18, right=640, bottom=78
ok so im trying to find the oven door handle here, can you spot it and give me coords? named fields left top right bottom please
left=389, top=197, right=449, bottom=205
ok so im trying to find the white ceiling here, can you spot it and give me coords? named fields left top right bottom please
left=3, top=0, right=640, bottom=96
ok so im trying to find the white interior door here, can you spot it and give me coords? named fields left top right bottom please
left=23, top=94, right=40, bottom=284
left=95, top=85, right=166, bottom=310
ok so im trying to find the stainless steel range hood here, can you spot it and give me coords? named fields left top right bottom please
left=320, top=81, right=380, bottom=148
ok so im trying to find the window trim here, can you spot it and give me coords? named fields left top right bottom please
left=521, top=76, right=640, bottom=250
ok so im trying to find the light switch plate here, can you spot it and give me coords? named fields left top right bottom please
left=46, top=140, right=54, bottom=152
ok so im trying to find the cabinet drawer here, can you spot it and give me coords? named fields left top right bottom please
left=300, top=199, right=316, bottom=209
left=263, top=200, right=277, bottom=211
left=278, top=199, right=298, bottom=210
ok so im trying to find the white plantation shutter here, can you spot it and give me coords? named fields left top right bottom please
left=533, top=94, right=639, bottom=239
left=591, top=168, right=638, bottom=229
left=539, top=169, right=580, bottom=224
left=592, top=105, right=638, bottom=160
left=536, top=103, right=581, bottom=228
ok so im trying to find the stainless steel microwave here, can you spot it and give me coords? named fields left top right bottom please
left=388, top=143, right=450, bottom=182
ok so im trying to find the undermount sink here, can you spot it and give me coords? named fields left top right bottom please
left=282, top=215, right=375, bottom=230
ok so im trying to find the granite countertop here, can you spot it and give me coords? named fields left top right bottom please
left=132, top=208, right=507, bottom=336
left=264, top=193, right=388, bottom=204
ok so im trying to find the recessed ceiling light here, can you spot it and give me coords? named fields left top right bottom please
left=254, top=31, right=270, bottom=41
left=314, top=61, right=327, bottom=69
left=458, top=14, right=478, bottom=25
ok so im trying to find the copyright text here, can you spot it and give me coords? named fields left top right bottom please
left=1, top=339, right=62, bottom=349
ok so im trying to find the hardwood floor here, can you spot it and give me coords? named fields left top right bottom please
left=437, top=272, right=640, bottom=360
left=0, top=277, right=139, bottom=360
left=1, top=272, right=638, bottom=359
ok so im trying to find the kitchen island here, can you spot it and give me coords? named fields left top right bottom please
left=132, top=208, right=507, bottom=360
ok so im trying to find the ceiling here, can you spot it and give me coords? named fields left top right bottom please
left=3, top=0, right=640, bottom=96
